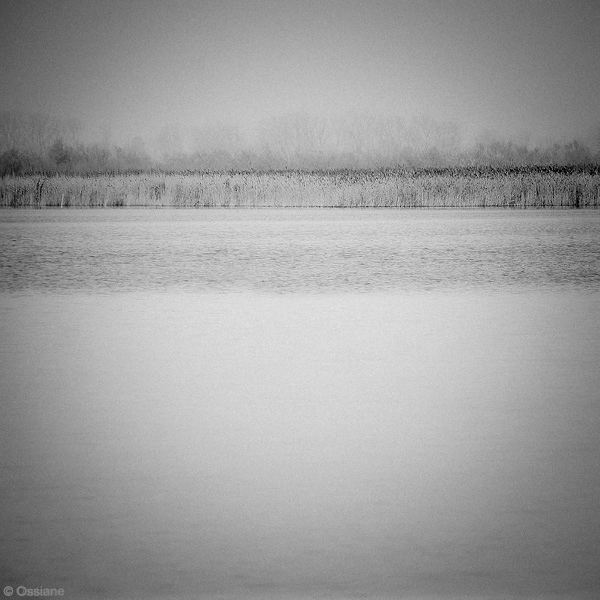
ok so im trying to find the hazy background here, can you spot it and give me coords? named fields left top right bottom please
left=1, top=0, right=599, bottom=169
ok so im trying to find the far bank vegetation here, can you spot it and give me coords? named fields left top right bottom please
left=2, top=167, right=599, bottom=209
left=1, top=111, right=599, bottom=208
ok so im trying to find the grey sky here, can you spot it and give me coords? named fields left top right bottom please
left=1, top=0, right=598, bottom=145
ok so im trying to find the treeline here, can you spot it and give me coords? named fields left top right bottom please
left=1, top=110, right=599, bottom=176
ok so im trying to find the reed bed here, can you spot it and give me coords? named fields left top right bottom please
left=1, top=170, right=599, bottom=209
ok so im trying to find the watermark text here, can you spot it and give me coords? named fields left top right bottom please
left=3, top=586, right=64, bottom=597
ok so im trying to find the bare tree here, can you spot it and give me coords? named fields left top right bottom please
left=155, top=124, right=183, bottom=160
left=0, top=111, right=28, bottom=152
left=192, top=122, right=244, bottom=156
left=64, top=118, right=84, bottom=147
left=260, top=113, right=334, bottom=168
left=0, top=111, right=70, bottom=155
left=28, top=113, right=62, bottom=154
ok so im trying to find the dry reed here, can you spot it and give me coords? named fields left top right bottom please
left=1, top=170, right=599, bottom=209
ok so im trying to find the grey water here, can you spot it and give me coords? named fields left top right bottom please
left=1, top=209, right=600, bottom=600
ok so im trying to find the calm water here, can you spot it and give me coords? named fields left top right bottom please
left=1, top=209, right=600, bottom=600
left=1, top=209, right=600, bottom=293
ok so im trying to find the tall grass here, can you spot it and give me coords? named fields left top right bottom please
left=1, top=168, right=599, bottom=209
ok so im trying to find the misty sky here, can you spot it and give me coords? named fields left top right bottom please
left=1, top=0, right=599, bottom=146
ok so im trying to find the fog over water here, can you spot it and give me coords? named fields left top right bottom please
left=1, top=209, right=600, bottom=599
left=1, top=1, right=600, bottom=151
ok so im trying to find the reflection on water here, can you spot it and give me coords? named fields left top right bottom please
left=1, top=209, right=600, bottom=599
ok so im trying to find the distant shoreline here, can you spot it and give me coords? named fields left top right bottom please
left=2, top=167, right=599, bottom=209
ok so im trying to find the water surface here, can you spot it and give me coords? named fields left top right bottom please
left=1, top=209, right=599, bottom=599
left=2, top=208, right=599, bottom=293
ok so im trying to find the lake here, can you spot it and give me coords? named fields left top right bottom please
left=1, top=209, right=600, bottom=600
